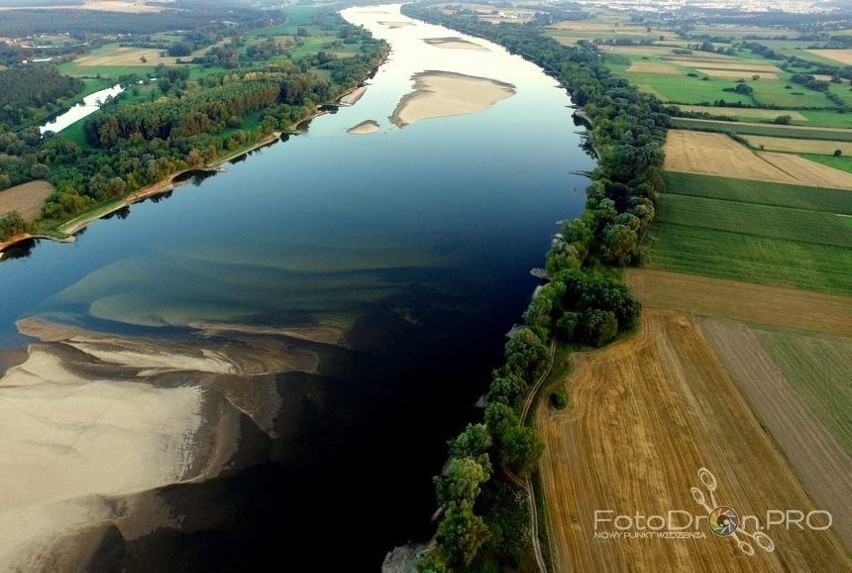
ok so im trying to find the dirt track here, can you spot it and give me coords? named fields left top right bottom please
left=537, top=310, right=850, bottom=572
left=625, top=269, right=852, bottom=337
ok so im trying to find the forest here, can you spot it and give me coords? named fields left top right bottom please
left=0, top=9, right=388, bottom=240
left=401, top=4, right=667, bottom=571
left=0, top=66, right=84, bottom=129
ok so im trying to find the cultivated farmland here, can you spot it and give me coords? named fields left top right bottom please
left=646, top=172, right=852, bottom=294
left=664, top=130, right=798, bottom=183
left=807, top=49, right=852, bottom=65
left=745, top=135, right=852, bottom=155
left=759, top=151, right=852, bottom=189
left=0, top=181, right=55, bottom=220
left=670, top=117, right=852, bottom=141
left=537, top=310, right=851, bottom=572
left=677, top=105, right=808, bottom=121
left=701, top=319, right=852, bottom=547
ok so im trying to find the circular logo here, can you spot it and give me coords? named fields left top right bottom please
left=709, top=506, right=738, bottom=536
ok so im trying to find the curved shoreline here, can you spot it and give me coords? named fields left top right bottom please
left=0, top=83, right=371, bottom=256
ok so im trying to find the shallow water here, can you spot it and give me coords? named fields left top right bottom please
left=1, top=4, right=593, bottom=570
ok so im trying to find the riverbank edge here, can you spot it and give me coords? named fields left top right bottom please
left=399, top=4, right=667, bottom=571
left=0, top=82, right=374, bottom=256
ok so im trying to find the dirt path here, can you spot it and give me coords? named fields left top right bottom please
left=537, top=310, right=850, bottom=572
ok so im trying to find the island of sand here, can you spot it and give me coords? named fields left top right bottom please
left=347, top=120, right=381, bottom=135
left=390, top=71, right=515, bottom=128
left=423, top=37, right=488, bottom=51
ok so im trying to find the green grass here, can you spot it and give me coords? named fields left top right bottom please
left=802, top=153, right=852, bottom=173
left=58, top=120, right=89, bottom=148
left=662, top=172, right=852, bottom=213
left=753, top=326, right=852, bottom=456
left=670, top=117, right=852, bottom=141
left=58, top=61, right=158, bottom=79
left=648, top=172, right=852, bottom=294
left=798, top=109, right=852, bottom=128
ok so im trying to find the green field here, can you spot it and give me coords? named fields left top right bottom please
left=803, top=153, right=852, bottom=173
left=670, top=117, right=852, bottom=141
left=663, top=172, right=852, bottom=213
left=754, top=326, right=852, bottom=456
left=648, top=172, right=852, bottom=294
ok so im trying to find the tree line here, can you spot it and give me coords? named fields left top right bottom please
left=0, top=65, right=84, bottom=130
left=402, top=4, right=666, bottom=571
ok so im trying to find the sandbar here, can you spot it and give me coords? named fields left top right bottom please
left=423, top=37, right=489, bottom=51
left=390, top=70, right=515, bottom=127
left=347, top=120, right=381, bottom=135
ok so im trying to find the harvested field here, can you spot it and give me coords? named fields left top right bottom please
left=0, top=180, right=54, bottom=221
left=807, top=49, right=852, bottom=65
left=760, top=151, right=852, bottom=189
left=747, top=135, right=852, bottom=155
left=665, top=59, right=780, bottom=72
left=696, top=68, right=778, bottom=79
left=700, top=318, right=852, bottom=547
left=664, top=130, right=797, bottom=183
left=669, top=117, right=852, bottom=141
left=74, top=46, right=177, bottom=67
left=660, top=52, right=738, bottom=62
left=625, top=269, right=852, bottom=336
left=538, top=310, right=851, bottom=572
left=678, top=105, right=807, bottom=121
left=609, top=45, right=674, bottom=57
left=626, top=61, right=679, bottom=74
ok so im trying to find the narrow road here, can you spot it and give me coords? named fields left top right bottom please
left=506, top=338, right=557, bottom=573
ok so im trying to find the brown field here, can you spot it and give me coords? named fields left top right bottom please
left=807, top=49, right=852, bottom=66
left=660, top=52, right=738, bottom=62
left=609, top=45, right=673, bottom=57
left=0, top=180, right=54, bottom=220
left=760, top=151, right=852, bottom=189
left=538, top=310, right=850, bottom=572
left=625, top=269, right=852, bottom=337
left=747, top=135, right=852, bottom=155
left=701, top=318, right=852, bottom=547
left=664, top=130, right=798, bottom=184
left=627, top=61, right=679, bottom=75
left=678, top=105, right=808, bottom=121
left=696, top=68, right=779, bottom=80
left=665, top=59, right=779, bottom=72
left=74, top=47, right=178, bottom=66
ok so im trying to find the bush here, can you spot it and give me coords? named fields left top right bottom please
left=550, top=390, right=568, bottom=409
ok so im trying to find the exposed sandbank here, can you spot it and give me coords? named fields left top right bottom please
left=347, top=119, right=381, bottom=135
left=390, top=70, right=515, bottom=127
left=0, top=317, right=321, bottom=571
left=339, top=85, right=368, bottom=106
left=423, top=37, right=488, bottom=51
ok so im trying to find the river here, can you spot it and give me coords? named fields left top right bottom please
left=39, top=83, right=126, bottom=135
left=0, top=5, right=593, bottom=571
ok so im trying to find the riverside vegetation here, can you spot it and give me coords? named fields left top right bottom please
left=0, top=4, right=388, bottom=241
left=402, top=3, right=668, bottom=571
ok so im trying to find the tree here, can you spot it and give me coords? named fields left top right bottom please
left=435, top=457, right=490, bottom=507
left=448, top=423, right=491, bottom=460
left=502, top=424, right=544, bottom=477
left=834, top=149, right=842, bottom=157
left=773, top=115, right=792, bottom=125
left=435, top=504, right=489, bottom=567
left=578, top=308, right=619, bottom=347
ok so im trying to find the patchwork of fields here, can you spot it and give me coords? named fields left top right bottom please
left=538, top=310, right=851, bottom=572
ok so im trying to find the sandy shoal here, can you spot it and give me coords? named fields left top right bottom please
left=347, top=120, right=381, bottom=135
left=423, top=37, right=488, bottom=51
left=390, top=71, right=515, bottom=127
left=0, top=316, right=308, bottom=570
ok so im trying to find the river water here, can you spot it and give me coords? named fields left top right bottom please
left=39, top=83, right=125, bottom=135
left=1, top=5, right=592, bottom=570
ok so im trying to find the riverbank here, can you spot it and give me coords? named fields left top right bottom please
left=1, top=81, right=375, bottom=256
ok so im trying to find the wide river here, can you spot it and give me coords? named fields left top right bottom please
left=0, top=5, right=592, bottom=571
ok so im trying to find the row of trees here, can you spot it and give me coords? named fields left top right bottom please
left=404, top=4, right=665, bottom=571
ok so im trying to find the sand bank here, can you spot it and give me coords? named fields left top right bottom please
left=390, top=71, right=515, bottom=127
left=0, top=317, right=320, bottom=571
left=347, top=119, right=381, bottom=135
left=423, top=37, right=488, bottom=51
left=339, top=85, right=368, bottom=106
